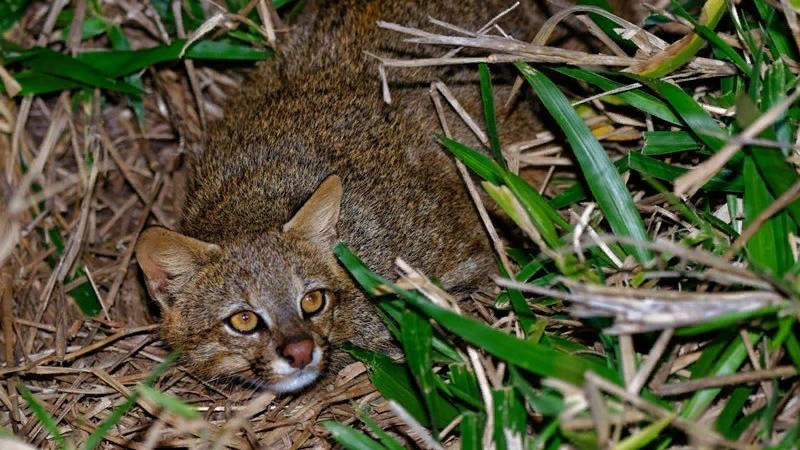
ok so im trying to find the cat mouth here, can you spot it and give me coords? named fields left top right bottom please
left=266, top=346, right=326, bottom=393
left=267, top=369, right=321, bottom=393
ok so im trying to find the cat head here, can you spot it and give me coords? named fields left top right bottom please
left=135, top=176, right=353, bottom=393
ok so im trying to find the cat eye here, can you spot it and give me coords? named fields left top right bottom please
left=300, top=290, right=327, bottom=316
left=227, top=310, right=262, bottom=334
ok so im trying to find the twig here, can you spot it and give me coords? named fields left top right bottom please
left=585, top=373, right=755, bottom=450
left=627, top=328, right=674, bottom=395
left=651, top=366, right=798, bottom=396
left=675, top=88, right=800, bottom=197
left=388, top=400, right=445, bottom=450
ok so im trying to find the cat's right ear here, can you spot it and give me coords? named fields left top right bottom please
left=134, top=227, right=221, bottom=311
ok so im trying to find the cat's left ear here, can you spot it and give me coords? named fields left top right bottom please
left=283, top=175, right=342, bottom=245
left=135, top=227, right=221, bottom=311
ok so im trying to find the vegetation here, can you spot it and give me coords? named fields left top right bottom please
left=1, top=0, right=798, bottom=448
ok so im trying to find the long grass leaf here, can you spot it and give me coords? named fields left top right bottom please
left=516, top=63, right=652, bottom=262
left=336, top=244, right=620, bottom=385
left=324, top=422, right=386, bottom=450
left=401, top=310, right=440, bottom=434
left=479, top=63, right=505, bottom=168
left=17, top=383, right=67, bottom=450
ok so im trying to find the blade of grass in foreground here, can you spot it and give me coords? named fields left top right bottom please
left=324, top=422, right=386, bottom=450
left=493, top=387, right=526, bottom=450
left=553, top=67, right=680, bottom=125
left=628, top=153, right=743, bottom=193
left=641, top=131, right=702, bottom=155
left=342, top=343, right=457, bottom=428
left=479, top=63, right=505, bottom=169
left=460, top=412, right=483, bottom=450
left=0, top=0, right=32, bottom=32
left=17, top=382, right=67, bottom=450
left=629, top=0, right=727, bottom=78
left=633, top=77, right=729, bottom=153
left=615, top=416, right=673, bottom=450
left=515, top=62, right=652, bottom=263
left=439, top=136, right=564, bottom=249
left=401, top=310, right=439, bottom=435
left=670, top=0, right=750, bottom=73
left=83, top=352, right=178, bottom=450
left=743, top=157, right=792, bottom=276
left=25, top=48, right=142, bottom=94
left=357, top=409, right=406, bottom=450
left=336, top=243, right=620, bottom=386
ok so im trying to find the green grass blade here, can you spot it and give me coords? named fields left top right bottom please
left=137, top=385, right=199, bottom=419
left=440, top=137, right=566, bottom=249
left=632, top=0, right=727, bottom=78
left=482, top=181, right=563, bottom=253
left=680, top=333, right=758, bottom=420
left=357, top=410, right=406, bottom=450
left=479, top=63, right=505, bottom=168
left=26, top=48, right=142, bottom=94
left=496, top=263, right=535, bottom=335
left=0, top=0, right=33, bottom=32
left=324, top=421, right=387, bottom=450
left=438, top=136, right=503, bottom=185
left=501, top=173, right=572, bottom=236
left=752, top=0, right=798, bottom=61
left=107, top=25, right=131, bottom=51
left=401, top=310, right=440, bottom=435
left=6, top=71, right=84, bottom=95
left=615, top=416, right=673, bottom=450
left=716, top=385, right=753, bottom=438
left=743, top=157, right=792, bottom=276
left=531, top=419, right=561, bottom=450
left=508, top=366, right=564, bottom=416
left=59, top=17, right=109, bottom=42
left=635, top=77, right=728, bottom=152
left=17, top=382, right=68, bottom=450
left=493, top=388, right=526, bottom=450
left=460, top=412, right=483, bottom=450
left=342, top=343, right=444, bottom=428
left=628, top=152, right=743, bottom=192
left=738, top=76, right=800, bottom=228
left=673, top=306, right=782, bottom=336
left=642, top=131, right=702, bottom=155
left=548, top=157, right=629, bottom=209
left=76, top=40, right=269, bottom=78
left=769, top=420, right=800, bottom=450
left=670, top=0, right=750, bottom=73
left=553, top=67, right=680, bottom=125
left=781, top=318, right=800, bottom=369
left=448, top=363, right=482, bottom=408
left=515, top=63, right=652, bottom=262
left=83, top=352, right=178, bottom=450
left=336, top=244, right=620, bottom=385
left=43, top=227, right=102, bottom=316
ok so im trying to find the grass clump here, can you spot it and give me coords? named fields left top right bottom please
left=1, top=0, right=799, bottom=449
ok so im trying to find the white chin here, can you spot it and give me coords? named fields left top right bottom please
left=268, top=370, right=320, bottom=393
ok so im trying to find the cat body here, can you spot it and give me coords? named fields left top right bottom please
left=136, top=0, right=642, bottom=392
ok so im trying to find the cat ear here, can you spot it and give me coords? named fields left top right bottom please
left=283, top=175, right=342, bottom=244
left=134, top=227, right=221, bottom=311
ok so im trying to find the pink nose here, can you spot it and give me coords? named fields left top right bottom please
left=282, top=338, right=314, bottom=369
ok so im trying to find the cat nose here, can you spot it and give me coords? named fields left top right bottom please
left=281, top=337, right=314, bottom=369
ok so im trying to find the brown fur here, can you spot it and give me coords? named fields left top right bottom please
left=136, top=0, right=644, bottom=393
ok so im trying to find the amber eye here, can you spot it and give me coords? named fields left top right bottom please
left=300, top=290, right=326, bottom=316
left=227, top=310, right=261, bottom=334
